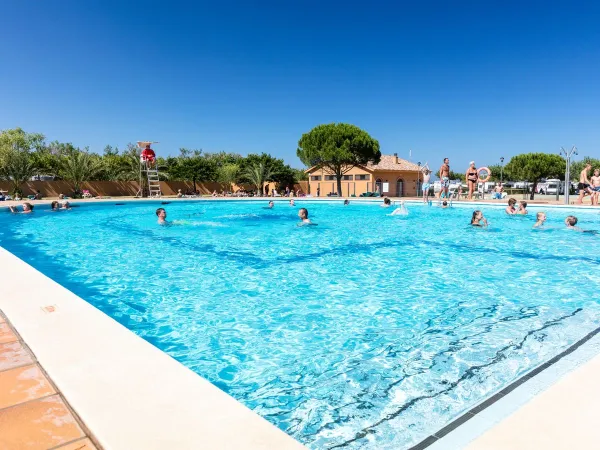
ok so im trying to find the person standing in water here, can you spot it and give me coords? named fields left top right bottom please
left=471, top=210, right=488, bottom=227
left=517, top=201, right=528, bottom=215
left=534, top=212, right=546, bottom=228
left=156, top=207, right=168, bottom=224
left=421, top=169, right=432, bottom=203
left=297, top=208, right=315, bottom=226
left=505, top=198, right=517, bottom=214
left=438, top=158, right=450, bottom=199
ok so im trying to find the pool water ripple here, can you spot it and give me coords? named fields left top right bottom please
left=1, top=200, right=600, bottom=449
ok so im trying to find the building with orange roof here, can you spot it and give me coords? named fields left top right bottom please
left=305, top=153, right=423, bottom=197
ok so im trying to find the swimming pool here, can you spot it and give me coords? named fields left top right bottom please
left=1, top=200, right=600, bottom=449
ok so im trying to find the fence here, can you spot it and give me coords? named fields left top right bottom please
left=0, top=180, right=309, bottom=198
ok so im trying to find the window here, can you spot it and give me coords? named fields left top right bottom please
left=343, top=175, right=353, bottom=181
left=310, top=175, right=322, bottom=181
left=356, top=174, right=370, bottom=180
left=325, top=175, right=336, bottom=181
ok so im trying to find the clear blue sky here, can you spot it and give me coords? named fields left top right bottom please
left=1, top=1, right=599, bottom=169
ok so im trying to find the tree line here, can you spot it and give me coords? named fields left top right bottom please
left=0, top=128, right=307, bottom=196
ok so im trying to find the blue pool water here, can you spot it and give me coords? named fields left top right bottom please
left=2, top=200, right=600, bottom=448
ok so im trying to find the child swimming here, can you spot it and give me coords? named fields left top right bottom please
left=265, top=201, right=274, bottom=209
left=471, top=210, right=488, bottom=227
left=381, top=197, right=392, bottom=208
left=565, top=215, right=583, bottom=231
left=289, top=199, right=295, bottom=206
left=533, top=212, right=546, bottom=228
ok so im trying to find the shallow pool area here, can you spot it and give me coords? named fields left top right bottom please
left=1, top=200, right=600, bottom=449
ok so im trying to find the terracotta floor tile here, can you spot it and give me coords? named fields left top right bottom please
left=54, top=437, right=98, bottom=450
left=0, top=394, right=84, bottom=449
left=0, top=341, right=34, bottom=371
left=0, top=322, right=18, bottom=344
left=0, top=364, right=56, bottom=409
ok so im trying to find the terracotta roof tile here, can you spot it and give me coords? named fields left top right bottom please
left=366, top=155, right=422, bottom=171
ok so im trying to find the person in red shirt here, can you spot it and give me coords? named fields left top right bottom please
left=141, top=144, right=156, bottom=168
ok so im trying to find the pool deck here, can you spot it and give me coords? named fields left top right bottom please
left=1, top=196, right=600, bottom=449
left=0, top=310, right=98, bottom=450
left=1, top=194, right=599, bottom=210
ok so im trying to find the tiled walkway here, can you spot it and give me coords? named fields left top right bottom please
left=0, top=310, right=98, bottom=450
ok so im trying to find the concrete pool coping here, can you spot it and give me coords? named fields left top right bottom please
left=2, top=197, right=600, bottom=448
left=2, top=195, right=600, bottom=211
left=0, top=247, right=305, bottom=450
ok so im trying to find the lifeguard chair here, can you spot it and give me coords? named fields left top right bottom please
left=136, top=141, right=162, bottom=198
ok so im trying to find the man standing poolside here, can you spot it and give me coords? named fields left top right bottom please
left=576, top=163, right=593, bottom=204
left=438, top=157, right=450, bottom=199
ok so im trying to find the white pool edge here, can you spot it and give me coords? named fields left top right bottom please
left=0, top=246, right=305, bottom=450
left=426, top=326, right=600, bottom=449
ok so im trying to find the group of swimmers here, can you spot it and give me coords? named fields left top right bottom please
left=156, top=201, right=316, bottom=226
left=468, top=197, right=589, bottom=231
left=8, top=200, right=71, bottom=214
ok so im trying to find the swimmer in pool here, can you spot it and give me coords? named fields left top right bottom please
left=381, top=197, right=392, bottom=208
left=297, top=207, right=315, bottom=226
left=390, top=200, right=408, bottom=215
left=438, top=198, right=452, bottom=208
left=533, top=212, right=546, bottom=228
left=9, top=202, right=34, bottom=214
left=289, top=199, right=295, bottom=206
left=344, top=200, right=349, bottom=205
left=505, top=198, right=517, bottom=215
left=156, top=207, right=168, bottom=225
left=517, top=201, right=528, bottom=215
left=60, top=201, right=71, bottom=210
left=50, top=201, right=59, bottom=211
left=267, top=201, right=274, bottom=209
left=471, top=210, right=488, bottom=227
left=565, top=215, right=581, bottom=230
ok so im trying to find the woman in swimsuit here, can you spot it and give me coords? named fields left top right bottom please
left=465, top=161, right=478, bottom=200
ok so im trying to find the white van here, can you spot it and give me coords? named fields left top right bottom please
left=545, top=179, right=564, bottom=195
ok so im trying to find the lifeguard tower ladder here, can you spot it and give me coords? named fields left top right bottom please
left=136, top=141, right=162, bottom=198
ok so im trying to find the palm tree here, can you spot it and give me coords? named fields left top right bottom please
left=218, top=163, right=240, bottom=193
left=59, top=150, right=103, bottom=196
left=244, top=162, right=275, bottom=196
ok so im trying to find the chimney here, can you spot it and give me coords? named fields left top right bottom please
left=393, top=153, right=398, bottom=164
